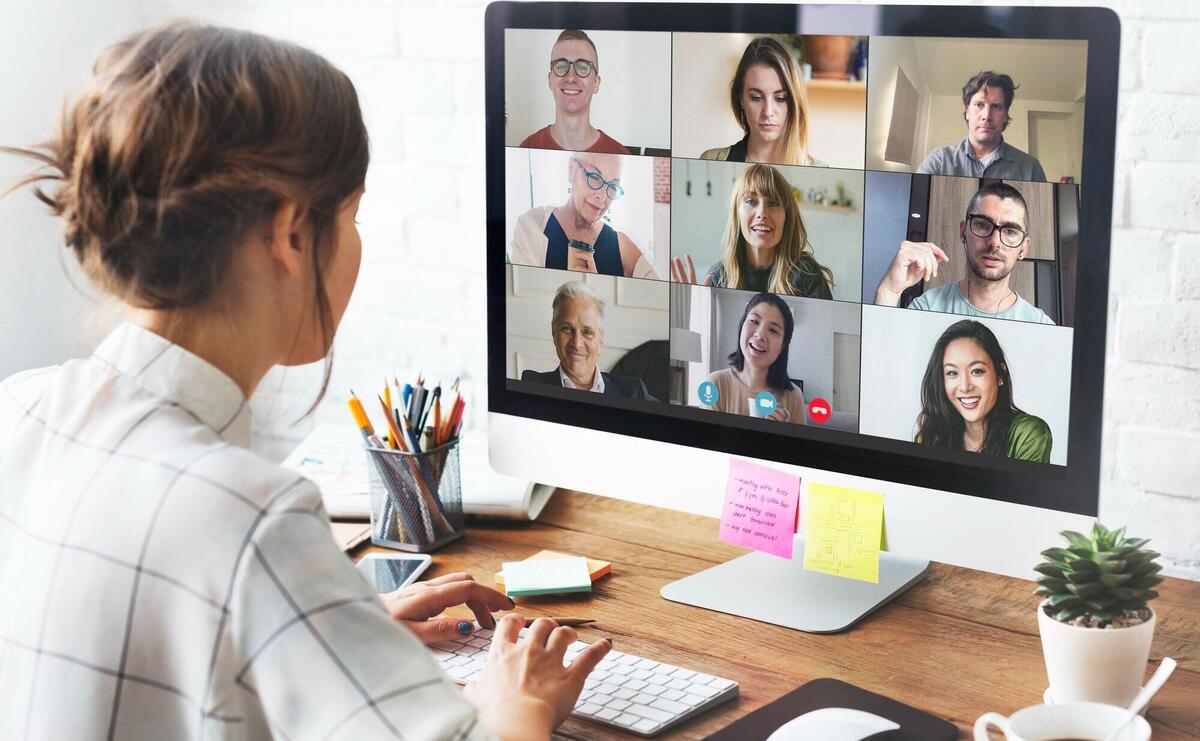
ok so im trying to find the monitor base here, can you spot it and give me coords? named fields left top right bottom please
left=660, top=538, right=930, bottom=633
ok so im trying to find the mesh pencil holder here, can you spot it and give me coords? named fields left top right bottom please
left=366, top=440, right=464, bottom=552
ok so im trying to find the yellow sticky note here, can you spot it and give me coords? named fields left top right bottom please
left=802, top=483, right=885, bottom=583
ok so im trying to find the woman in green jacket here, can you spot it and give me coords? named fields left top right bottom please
left=915, top=319, right=1052, bottom=462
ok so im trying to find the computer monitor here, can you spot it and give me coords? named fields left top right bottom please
left=485, top=2, right=1120, bottom=631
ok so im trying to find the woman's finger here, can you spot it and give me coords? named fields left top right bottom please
left=405, top=617, right=476, bottom=645
left=491, top=612, right=524, bottom=647
left=685, top=254, right=698, bottom=283
left=545, top=625, right=577, bottom=657
left=566, top=638, right=613, bottom=684
left=420, top=572, right=474, bottom=587
left=525, top=617, right=557, bottom=648
left=402, top=579, right=513, bottom=618
left=670, top=257, right=683, bottom=282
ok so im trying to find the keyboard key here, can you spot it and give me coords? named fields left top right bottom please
left=607, top=698, right=631, bottom=711
left=667, top=678, right=691, bottom=690
left=612, top=664, right=635, bottom=676
left=630, top=669, right=653, bottom=680
left=651, top=697, right=689, bottom=715
left=690, top=683, right=721, bottom=698
left=446, top=665, right=474, bottom=681
left=576, top=703, right=603, bottom=716
left=466, top=638, right=490, bottom=649
left=633, top=718, right=660, bottom=733
left=615, top=713, right=640, bottom=727
left=618, top=655, right=640, bottom=665
left=647, top=674, right=670, bottom=685
left=607, top=675, right=629, bottom=687
left=635, top=658, right=660, bottom=670
left=641, top=685, right=666, bottom=697
left=671, top=668, right=697, bottom=680
left=679, top=692, right=707, bottom=707
left=613, top=688, right=636, bottom=700
left=596, top=683, right=620, bottom=695
left=596, top=708, right=621, bottom=721
left=709, top=677, right=737, bottom=690
left=625, top=679, right=648, bottom=691
left=661, top=689, right=684, bottom=701
left=691, top=672, right=718, bottom=684
left=627, top=703, right=674, bottom=723
left=633, top=692, right=658, bottom=705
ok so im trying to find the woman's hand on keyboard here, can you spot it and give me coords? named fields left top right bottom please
left=380, top=572, right=515, bottom=644
left=465, top=614, right=613, bottom=741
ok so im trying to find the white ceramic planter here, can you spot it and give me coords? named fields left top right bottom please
left=1037, top=605, right=1155, bottom=707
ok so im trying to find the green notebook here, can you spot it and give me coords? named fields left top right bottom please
left=501, top=557, right=593, bottom=597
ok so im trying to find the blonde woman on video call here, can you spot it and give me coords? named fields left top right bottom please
left=700, top=36, right=825, bottom=167
left=671, top=163, right=834, bottom=298
left=0, top=23, right=609, bottom=740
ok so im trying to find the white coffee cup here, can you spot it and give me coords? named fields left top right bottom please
left=973, top=702, right=1150, bottom=741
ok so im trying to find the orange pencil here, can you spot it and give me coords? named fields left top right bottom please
left=378, top=395, right=406, bottom=451
left=347, top=392, right=374, bottom=443
left=432, top=395, right=443, bottom=446
left=383, top=379, right=392, bottom=412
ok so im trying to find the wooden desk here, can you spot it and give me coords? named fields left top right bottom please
left=358, top=491, right=1200, bottom=739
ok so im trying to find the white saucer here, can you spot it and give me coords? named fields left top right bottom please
left=1043, top=686, right=1148, bottom=715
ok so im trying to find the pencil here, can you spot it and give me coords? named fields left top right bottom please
left=432, top=394, right=443, bottom=446
left=347, top=392, right=374, bottom=443
left=378, top=395, right=406, bottom=451
left=520, top=617, right=595, bottom=628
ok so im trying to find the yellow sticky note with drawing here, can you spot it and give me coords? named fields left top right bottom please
left=802, top=483, right=885, bottom=583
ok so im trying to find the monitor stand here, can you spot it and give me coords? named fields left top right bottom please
left=660, top=536, right=930, bottom=633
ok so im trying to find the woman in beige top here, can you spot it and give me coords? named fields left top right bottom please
left=699, top=36, right=825, bottom=167
left=704, top=293, right=807, bottom=424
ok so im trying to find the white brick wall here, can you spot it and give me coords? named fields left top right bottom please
left=131, top=0, right=1200, bottom=579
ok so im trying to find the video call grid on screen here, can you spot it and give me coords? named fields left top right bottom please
left=488, top=3, right=1119, bottom=515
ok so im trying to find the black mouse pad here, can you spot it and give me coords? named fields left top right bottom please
left=703, top=677, right=957, bottom=741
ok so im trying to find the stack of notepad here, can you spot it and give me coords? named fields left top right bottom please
left=497, top=550, right=611, bottom=598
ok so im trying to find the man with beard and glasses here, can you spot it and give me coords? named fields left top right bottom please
left=873, top=181, right=1054, bottom=325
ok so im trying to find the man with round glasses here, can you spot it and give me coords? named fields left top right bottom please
left=874, top=181, right=1054, bottom=324
left=519, top=29, right=628, bottom=154
left=509, top=152, right=659, bottom=279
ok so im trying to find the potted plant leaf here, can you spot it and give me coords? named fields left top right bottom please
left=1035, top=523, right=1163, bottom=707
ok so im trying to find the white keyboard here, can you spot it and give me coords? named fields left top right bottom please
left=430, top=625, right=739, bottom=736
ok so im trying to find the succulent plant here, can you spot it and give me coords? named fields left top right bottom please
left=1035, top=522, right=1162, bottom=626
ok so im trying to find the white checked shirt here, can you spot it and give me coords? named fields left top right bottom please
left=0, top=323, right=494, bottom=741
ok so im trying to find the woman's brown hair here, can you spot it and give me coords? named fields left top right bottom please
left=3, top=22, right=369, bottom=406
left=729, top=36, right=814, bottom=166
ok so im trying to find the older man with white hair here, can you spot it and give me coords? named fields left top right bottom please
left=521, top=281, right=658, bottom=400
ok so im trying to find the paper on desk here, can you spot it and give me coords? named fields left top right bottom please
left=719, top=458, right=801, bottom=559
left=282, top=423, right=370, bottom=519
left=802, top=483, right=885, bottom=583
left=282, top=424, right=550, bottom=520
left=501, top=557, right=592, bottom=597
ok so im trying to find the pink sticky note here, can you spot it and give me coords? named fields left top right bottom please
left=719, top=458, right=801, bottom=559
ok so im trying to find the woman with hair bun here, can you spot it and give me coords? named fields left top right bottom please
left=0, top=22, right=607, bottom=740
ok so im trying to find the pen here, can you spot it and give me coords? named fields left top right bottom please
left=432, top=394, right=443, bottom=446
left=419, top=385, right=439, bottom=434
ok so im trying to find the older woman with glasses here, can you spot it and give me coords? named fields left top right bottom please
left=509, top=151, right=660, bottom=278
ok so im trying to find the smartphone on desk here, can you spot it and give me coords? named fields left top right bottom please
left=355, top=553, right=432, bottom=592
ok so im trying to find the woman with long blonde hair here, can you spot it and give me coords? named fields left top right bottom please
left=672, top=163, right=833, bottom=298
left=700, top=36, right=824, bottom=167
